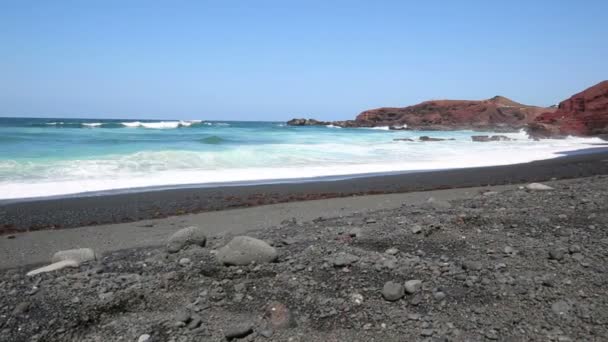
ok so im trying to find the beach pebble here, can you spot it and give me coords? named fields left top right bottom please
left=167, top=226, right=207, bottom=253
left=26, top=259, right=80, bottom=277
left=410, top=225, right=423, bottom=234
left=52, top=248, right=96, bottom=264
left=549, top=248, right=566, bottom=260
left=404, top=280, right=423, bottom=294
left=224, top=322, right=253, bottom=340
left=552, top=300, right=572, bottom=317
left=525, top=183, right=554, bottom=191
left=217, top=236, right=278, bottom=266
left=137, top=334, right=151, bottom=342
left=382, top=281, right=405, bottom=301
left=330, top=252, right=360, bottom=267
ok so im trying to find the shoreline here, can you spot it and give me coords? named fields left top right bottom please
left=2, top=147, right=608, bottom=233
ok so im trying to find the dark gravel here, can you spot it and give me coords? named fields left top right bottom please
left=1, top=176, right=608, bottom=341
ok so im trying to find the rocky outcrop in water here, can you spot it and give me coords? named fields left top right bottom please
left=527, top=81, right=608, bottom=138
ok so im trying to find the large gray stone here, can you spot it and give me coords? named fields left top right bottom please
left=51, top=248, right=96, bottom=264
left=382, top=281, right=405, bottom=301
left=167, top=226, right=207, bottom=253
left=525, top=183, right=554, bottom=191
left=217, top=236, right=278, bottom=266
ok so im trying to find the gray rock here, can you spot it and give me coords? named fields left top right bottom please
left=137, top=334, right=151, bottom=342
left=175, top=310, right=191, bottom=323
left=462, top=260, right=483, bottom=271
left=525, top=183, right=554, bottom=191
left=167, top=226, right=207, bottom=253
left=404, top=280, right=423, bottom=294
left=217, top=236, right=278, bottom=266
left=382, top=281, right=405, bottom=301
left=552, top=300, right=572, bottom=317
left=410, top=225, right=423, bottom=234
left=549, top=248, right=566, bottom=260
left=433, top=291, right=446, bottom=301
left=12, top=301, right=30, bottom=315
left=224, top=322, right=253, bottom=340
left=52, top=248, right=96, bottom=264
left=179, top=257, right=191, bottom=266
left=330, top=253, right=360, bottom=267
left=385, top=247, right=399, bottom=255
left=348, top=227, right=363, bottom=238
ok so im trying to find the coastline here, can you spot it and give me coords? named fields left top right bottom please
left=2, top=146, right=608, bottom=233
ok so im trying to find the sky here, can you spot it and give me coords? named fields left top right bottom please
left=0, top=0, right=606, bottom=121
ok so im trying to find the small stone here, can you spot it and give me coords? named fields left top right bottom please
left=137, top=334, right=151, bottom=342
left=365, top=218, right=377, bottom=224
left=552, top=300, right=572, bottom=317
left=167, top=226, right=207, bottom=253
left=348, top=227, right=363, bottom=237
left=549, top=249, right=566, bottom=260
left=462, top=260, right=483, bottom=271
left=404, top=280, right=422, bottom=294
left=179, top=258, right=191, bottom=266
left=175, top=310, right=191, bottom=323
left=433, top=291, right=446, bottom=301
left=569, top=245, right=581, bottom=253
left=259, top=328, right=274, bottom=338
left=382, top=281, right=405, bottom=301
left=52, top=248, right=97, bottom=264
left=225, top=323, right=253, bottom=340
left=410, top=225, right=422, bottom=234
left=351, top=293, right=364, bottom=305
left=331, top=253, right=360, bottom=267
left=12, top=301, right=30, bottom=315
left=421, top=329, right=434, bottom=336
left=503, top=246, right=515, bottom=254
left=525, top=183, right=554, bottom=191
left=187, top=316, right=202, bottom=329
left=385, top=248, right=399, bottom=255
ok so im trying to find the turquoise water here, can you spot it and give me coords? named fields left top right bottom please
left=0, top=117, right=601, bottom=199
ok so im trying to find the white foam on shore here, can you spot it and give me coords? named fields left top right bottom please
left=0, top=134, right=603, bottom=200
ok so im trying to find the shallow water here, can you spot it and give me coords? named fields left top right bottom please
left=0, top=117, right=602, bottom=199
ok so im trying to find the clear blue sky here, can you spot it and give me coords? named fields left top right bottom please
left=1, top=0, right=606, bottom=121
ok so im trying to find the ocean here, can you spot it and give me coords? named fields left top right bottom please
left=0, top=117, right=602, bottom=200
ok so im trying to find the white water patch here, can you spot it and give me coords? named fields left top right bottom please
left=326, top=124, right=342, bottom=129
left=120, top=120, right=201, bottom=129
left=82, top=122, right=102, bottom=127
left=0, top=134, right=603, bottom=200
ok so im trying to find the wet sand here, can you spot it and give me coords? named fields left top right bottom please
left=2, top=147, right=607, bottom=233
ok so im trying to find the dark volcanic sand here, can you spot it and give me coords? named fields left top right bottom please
left=2, top=148, right=608, bottom=233
left=1, top=176, right=608, bottom=341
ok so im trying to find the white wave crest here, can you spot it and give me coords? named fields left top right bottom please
left=82, top=122, right=102, bottom=127
left=120, top=120, right=202, bottom=129
left=326, top=124, right=342, bottom=129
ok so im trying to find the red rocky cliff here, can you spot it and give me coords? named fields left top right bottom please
left=355, top=96, right=552, bottom=131
left=528, top=81, right=608, bottom=138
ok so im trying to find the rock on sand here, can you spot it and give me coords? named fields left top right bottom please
left=525, top=183, right=554, bottom=191
left=217, top=236, right=278, bottom=266
left=167, top=226, right=207, bottom=253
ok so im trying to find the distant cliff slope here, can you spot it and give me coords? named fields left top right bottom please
left=288, top=96, right=554, bottom=131
left=528, top=81, right=608, bottom=138
left=355, top=96, right=552, bottom=131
